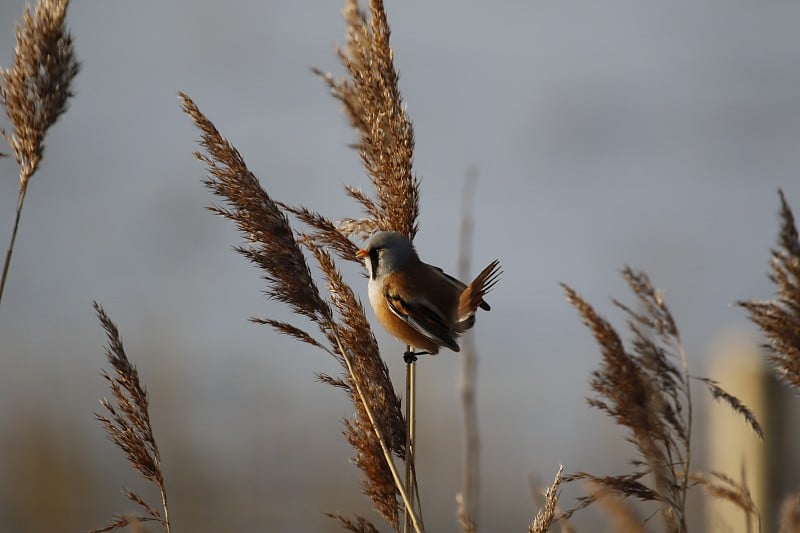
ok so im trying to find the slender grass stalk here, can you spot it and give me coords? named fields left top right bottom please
left=331, top=332, right=422, bottom=533
left=676, top=341, right=692, bottom=528
left=0, top=184, right=28, bottom=302
left=456, top=169, right=480, bottom=532
left=404, top=350, right=417, bottom=533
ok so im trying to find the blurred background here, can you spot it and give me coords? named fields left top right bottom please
left=1, top=1, right=799, bottom=531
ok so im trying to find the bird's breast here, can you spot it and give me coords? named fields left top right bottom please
left=367, top=277, right=383, bottom=313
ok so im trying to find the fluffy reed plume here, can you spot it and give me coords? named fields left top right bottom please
left=310, top=1, right=429, bottom=529
left=179, top=92, right=415, bottom=530
left=738, top=190, right=800, bottom=391
left=529, top=466, right=565, bottom=533
left=313, top=0, right=420, bottom=241
left=180, top=2, right=435, bottom=529
left=0, top=0, right=79, bottom=304
left=91, top=302, right=171, bottom=533
left=561, top=268, right=763, bottom=531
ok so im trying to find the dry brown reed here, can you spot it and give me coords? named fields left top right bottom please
left=312, top=6, right=429, bottom=529
left=529, top=472, right=575, bottom=533
left=561, top=268, right=762, bottom=532
left=529, top=466, right=565, bottom=533
left=738, top=190, right=800, bottom=533
left=179, top=89, right=416, bottom=530
left=177, top=1, right=430, bottom=530
left=313, top=0, right=420, bottom=242
left=738, top=190, right=800, bottom=391
left=0, top=0, right=79, bottom=304
left=91, top=302, right=171, bottom=533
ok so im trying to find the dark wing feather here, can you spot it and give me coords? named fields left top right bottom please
left=385, top=291, right=460, bottom=351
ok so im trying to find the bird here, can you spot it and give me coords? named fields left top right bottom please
left=356, top=230, right=500, bottom=360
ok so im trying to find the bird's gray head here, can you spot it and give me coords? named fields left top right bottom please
left=357, top=230, right=417, bottom=280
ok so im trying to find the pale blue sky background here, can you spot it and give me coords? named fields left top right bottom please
left=1, top=1, right=799, bottom=531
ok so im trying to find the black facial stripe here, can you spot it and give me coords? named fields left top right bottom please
left=369, top=248, right=380, bottom=280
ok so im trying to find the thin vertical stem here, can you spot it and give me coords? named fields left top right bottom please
left=159, top=484, right=172, bottom=533
left=331, top=331, right=422, bottom=532
left=0, top=180, right=29, bottom=306
left=457, top=169, right=480, bottom=530
left=677, top=341, right=691, bottom=533
left=405, top=347, right=417, bottom=533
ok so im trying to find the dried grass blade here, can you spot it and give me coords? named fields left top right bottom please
left=325, top=512, right=381, bottom=533
left=279, top=203, right=361, bottom=263
left=696, top=377, right=764, bottom=439
left=179, top=91, right=332, bottom=326
left=529, top=465, right=564, bottom=533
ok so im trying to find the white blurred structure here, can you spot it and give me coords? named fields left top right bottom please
left=706, top=331, right=772, bottom=532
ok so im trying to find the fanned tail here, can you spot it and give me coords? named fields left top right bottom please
left=456, top=260, right=501, bottom=331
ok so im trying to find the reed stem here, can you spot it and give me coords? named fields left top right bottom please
left=331, top=331, right=422, bottom=533
left=404, top=348, right=417, bottom=533
left=0, top=181, right=29, bottom=306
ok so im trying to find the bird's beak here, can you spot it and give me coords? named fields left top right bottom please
left=356, top=248, right=368, bottom=259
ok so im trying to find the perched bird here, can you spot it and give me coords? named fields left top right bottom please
left=356, top=231, right=500, bottom=358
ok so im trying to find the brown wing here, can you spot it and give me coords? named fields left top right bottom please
left=385, top=290, right=460, bottom=352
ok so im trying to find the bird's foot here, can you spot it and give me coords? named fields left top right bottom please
left=403, top=350, right=429, bottom=364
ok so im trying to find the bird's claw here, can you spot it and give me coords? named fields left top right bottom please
left=403, top=350, right=428, bottom=363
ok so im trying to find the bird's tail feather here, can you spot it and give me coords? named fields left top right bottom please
left=457, top=260, right=501, bottom=330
